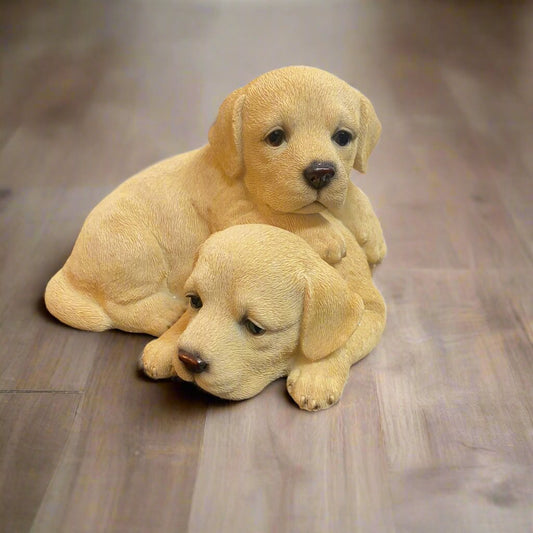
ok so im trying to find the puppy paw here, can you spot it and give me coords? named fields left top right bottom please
left=363, top=237, right=387, bottom=267
left=295, top=220, right=346, bottom=265
left=314, top=232, right=346, bottom=265
left=356, top=229, right=386, bottom=267
left=139, top=338, right=177, bottom=380
left=286, top=361, right=349, bottom=411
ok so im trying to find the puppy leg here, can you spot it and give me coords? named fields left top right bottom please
left=330, top=182, right=386, bottom=266
left=282, top=214, right=347, bottom=265
left=287, top=292, right=386, bottom=411
left=105, top=291, right=186, bottom=337
left=45, top=269, right=113, bottom=331
left=140, top=311, right=190, bottom=379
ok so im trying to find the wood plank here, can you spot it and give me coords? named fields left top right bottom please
left=375, top=268, right=533, bottom=531
left=187, top=371, right=394, bottom=533
left=0, top=185, right=113, bottom=391
left=31, top=332, right=208, bottom=532
left=0, top=392, right=81, bottom=532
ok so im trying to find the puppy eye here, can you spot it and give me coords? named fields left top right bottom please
left=265, top=129, right=285, bottom=147
left=187, top=293, right=203, bottom=309
left=243, top=319, right=265, bottom=336
left=332, top=129, right=353, bottom=146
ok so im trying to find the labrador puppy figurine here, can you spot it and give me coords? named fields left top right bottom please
left=140, top=219, right=386, bottom=411
left=45, top=66, right=386, bottom=337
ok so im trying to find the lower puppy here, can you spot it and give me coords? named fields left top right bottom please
left=140, top=220, right=386, bottom=411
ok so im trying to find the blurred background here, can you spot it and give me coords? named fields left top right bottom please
left=2, top=0, right=531, bottom=266
left=1, top=1, right=532, bottom=532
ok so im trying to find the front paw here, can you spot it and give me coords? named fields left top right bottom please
left=360, top=233, right=387, bottom=266
left=286, top=361, right=349, bottom=411
left=139, top=338, right=177, bottom=380
left=315, top=232, right=346, bottom=265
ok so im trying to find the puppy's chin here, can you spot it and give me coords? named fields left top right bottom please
left=293, top=202, right=327, bottom=214
left=202, top=386, right=256, bottom=402
left=192, top=371, right=274, bottom=401
left=268, top=199, right=325, bottom=215
left=261, top=192, right=318, bottom=215
left=194, top=376, right=255, bottom=401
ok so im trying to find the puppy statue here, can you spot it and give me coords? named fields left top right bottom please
left=45, top=66, right=386, bottom=337
left=140, top=219, right=386, bottom=411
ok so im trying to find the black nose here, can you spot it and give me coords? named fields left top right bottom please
left=178, top=350, right=208, bottom=373
left=303, top=162, right=336, bottom=190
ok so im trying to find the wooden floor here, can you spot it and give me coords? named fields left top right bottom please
left=1, top=0, right=532, bottom=531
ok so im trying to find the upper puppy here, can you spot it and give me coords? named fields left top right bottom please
left=45, top=66, right=386, bottom=337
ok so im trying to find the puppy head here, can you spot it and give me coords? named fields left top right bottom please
left=173, top=225, right=363, bottom=401
left=208, top=66, right=381, bottom=213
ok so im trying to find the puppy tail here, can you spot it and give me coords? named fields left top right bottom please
left=45, top=269, right=112, bottom=332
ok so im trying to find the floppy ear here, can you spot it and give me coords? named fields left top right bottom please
left=208, top=88, right=246, bottom=179
left=299, top=263, right=364, bottom=361
left=353, top=93, right=382, bottom=173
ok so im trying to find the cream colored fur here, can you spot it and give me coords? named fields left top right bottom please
left=140, top=221, right=386, bottom=411
left=45, top=66, right=386, bottom=336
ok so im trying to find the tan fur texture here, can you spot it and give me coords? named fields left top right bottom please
left=140, top=222, right=386, bottom=411
left=45, top=66, right=386, bottom=336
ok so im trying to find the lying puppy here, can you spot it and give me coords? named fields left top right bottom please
left=140, top=220, right=386, bottom=411
left=45, top=66, right=386, bottom=337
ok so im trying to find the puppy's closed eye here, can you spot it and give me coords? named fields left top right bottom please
left=186, top=293, right=203, bottom=309
left=243, top=318, right=265, bottom=336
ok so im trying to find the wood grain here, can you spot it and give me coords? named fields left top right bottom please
left=0, top=393, right=80, bottom=532
left=0, top=0, right=532, bottom=531
left=31, top=332, right=209, bottom=533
